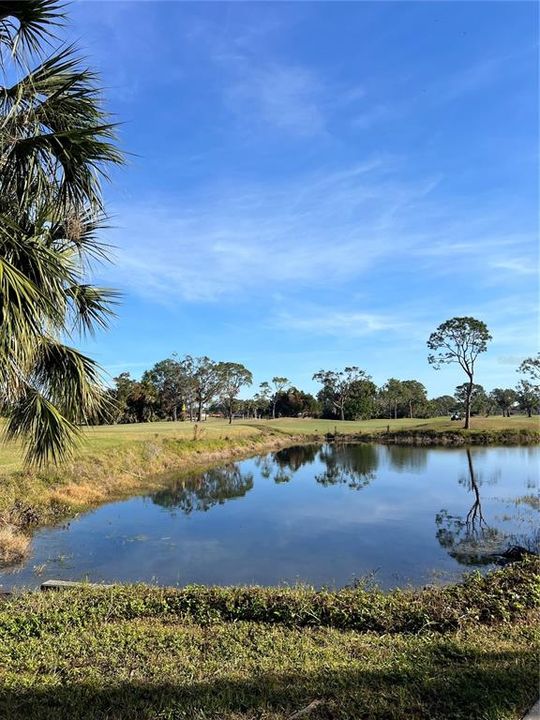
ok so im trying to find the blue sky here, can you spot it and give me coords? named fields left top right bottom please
left=69, top=1, right=538, bottom=397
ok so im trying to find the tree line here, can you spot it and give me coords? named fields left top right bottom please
left=100, top=348, right=539, bottom=425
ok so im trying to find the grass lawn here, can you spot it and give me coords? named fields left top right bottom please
left=0, top=415, right=538, bottom=471
left=0, top=559, right=538, bottom=720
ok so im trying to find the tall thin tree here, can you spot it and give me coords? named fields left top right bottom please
left=427, top=317, right=491, bottom=430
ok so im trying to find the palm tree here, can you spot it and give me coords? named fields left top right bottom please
left=0, top=1, right=123, bottom=464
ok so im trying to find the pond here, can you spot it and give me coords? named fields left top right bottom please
left=1, top=444, right=538, bottom=590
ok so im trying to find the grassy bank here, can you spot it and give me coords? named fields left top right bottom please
left=0, top=559, right=538, bottom=719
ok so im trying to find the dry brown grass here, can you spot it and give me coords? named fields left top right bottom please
left=0, top=525, right=30, bottom=565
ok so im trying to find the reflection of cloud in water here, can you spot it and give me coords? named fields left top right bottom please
left=1, top=443, right=538, bottom=591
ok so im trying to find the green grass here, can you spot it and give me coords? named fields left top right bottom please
left=0, top=415, right=538, bottom=471
left=0, top=423, right=538, bottom=717
left=254, top=415, right=540, bottom=435
left=0, top=559, right=538, bottom=720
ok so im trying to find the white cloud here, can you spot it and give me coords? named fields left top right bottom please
left=226, top=62, right=327, bottom=137
left=101, top=159, right=443, bottom=303
left=98, top=154, right=537, bottom=313
left=274, top=309, right=409, bottom=337
left=490, top=258, right=538, bottom=276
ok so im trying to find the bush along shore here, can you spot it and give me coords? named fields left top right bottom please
left=0, top=421, right=538, bottom=566
left=0, top=558, right=538, bottom=720
left=330, top=427, right=540, bottom=446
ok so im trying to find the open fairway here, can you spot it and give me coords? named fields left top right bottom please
left=0, top=415, right=538, bottom=472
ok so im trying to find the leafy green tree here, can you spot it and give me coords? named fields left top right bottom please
left=515, top=380, right=539, bottom=418
left=143, top=356, right=189, bottom=421
left=110, top=373, right=158, bottom=424
left=518, top=354, right=540, bottom=382
left=0, top=2, right=122, bottom=463
left=261, top=377, right=290, bottom=419
left=516, top=354, right=539, bottom=418
left=490, top=388, right=518, bottom=418
left=454, top=383, right=488, bottom=416
left=427, top=395, right=456, bottom=417
left=217, top=362, right=253, bottom=424
left=274, top=387, right=320, bottom=418
left=427, top=317, right=491, bottom=429
left=343, top=377, right=377, bottom=420
left=401, top=380, right=428, bottom=419
left=313, top=367, right=368, bottom=421
left=183, top=356, right=225, bottom=422
left=378, top=378, right=404, bottom=419
left=256, top=382, right=272, bottom=418
left=111, top=372, right=136, bottom=422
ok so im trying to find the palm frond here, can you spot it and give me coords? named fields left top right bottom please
left=67, top=283, right=120, bottom=335
left=0, top=1, right=122, bottom=466
left=0, top=1, right=65, bottom=58
left=4, top=384, right=79, bottom=466
left=31, top=337, right=105, bottom=420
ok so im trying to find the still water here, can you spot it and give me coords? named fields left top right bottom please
left=1, top=444, right=538, bottom=590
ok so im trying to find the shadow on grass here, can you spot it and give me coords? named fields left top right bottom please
left=0, top=648, right=537, bottom=720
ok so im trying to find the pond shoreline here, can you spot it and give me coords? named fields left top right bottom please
left=0, top=425, right=538, bottom=567
left=329, top=428, right=540, bottom=446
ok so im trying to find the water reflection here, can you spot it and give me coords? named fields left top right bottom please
left=2, top=443, right=537, bottom=590
left=315, top=444, right=377, bottom=489
left=435, top=449, right=537, bottom=565
left=152, top=464, right=254, bottom=514
left=385, top=445, right=428, bottom=472
left=254, top=445, right=319, bottom=483
left=273, top=445, right=319, bottom=472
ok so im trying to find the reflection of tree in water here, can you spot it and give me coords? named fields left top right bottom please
left=253, top=455, right=291, bottom=484
left=316, top=444, right=378, bottom=490
left=273, top=445, right=319, bottom=472
left=253, top=445, right=320, bottom=484
left=152, top=464, right=254, bottom=514
left=385, top=445, right=428, bottom=472
left=436, top=449, right=538, bottom=565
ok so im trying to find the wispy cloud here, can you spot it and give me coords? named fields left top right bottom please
left=101, top=159, right=443, bottom=302
left=98, top=152, right=538, bottom=312
left=225, top=62, right=326, bottom=137
left=275, top=309, right=409, bottom=337
left=490, top=258, right=538, bottom=276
